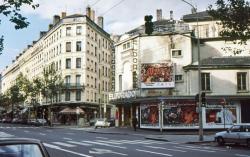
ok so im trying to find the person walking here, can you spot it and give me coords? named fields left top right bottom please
left=132, top=117, right=138, bottom=131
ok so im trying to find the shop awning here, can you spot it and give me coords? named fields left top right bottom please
left=59, top=107, right=84, bottom=114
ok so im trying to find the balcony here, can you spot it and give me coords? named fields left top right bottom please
left=63, top=83, right=85, bottom=90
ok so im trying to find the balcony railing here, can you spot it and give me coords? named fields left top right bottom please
left=63, top=83, right=84, bottom=90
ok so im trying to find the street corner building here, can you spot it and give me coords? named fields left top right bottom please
left=109, top=10, right=250, bottom=129
left=0, top=6, right=115, bottom=126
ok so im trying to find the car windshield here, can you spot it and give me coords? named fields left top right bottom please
left=0, top=144, right=44, bottom=157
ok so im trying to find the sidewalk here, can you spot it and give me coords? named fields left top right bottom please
left=72, top=127, right=215, bottom=144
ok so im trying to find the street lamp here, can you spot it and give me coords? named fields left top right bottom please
left=181, top=0, right=204, bottom=141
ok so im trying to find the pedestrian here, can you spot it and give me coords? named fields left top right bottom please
left=132, top=117, right=138, bottom=131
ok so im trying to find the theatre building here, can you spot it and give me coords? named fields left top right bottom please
left=109, top=10, right=250, bottom=129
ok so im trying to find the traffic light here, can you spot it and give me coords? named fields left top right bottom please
left=144, top=15, right=154, bottom=35
left=201, top=92, right=206, bottom=104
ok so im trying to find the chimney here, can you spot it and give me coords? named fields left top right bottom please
left=91, top=10, right=95, bottom=22
left=97, top=16, right=104, bottom=29
left=170, top=10, right=173, bottom=21
left=48, top=24, right=53, bottom=30
left=86, top=6, right=91, bottom=18
left=61, top=12, right=66, bottom=18
left=40, top=31, right=46, bottom=38
left=53, top=15, right=60, bottom=25
left=156, top=9, right=162, bottom=21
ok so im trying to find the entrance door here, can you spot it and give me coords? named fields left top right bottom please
left=241, top=100, right=250, bottom=123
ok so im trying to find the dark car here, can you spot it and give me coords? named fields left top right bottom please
left=108, top=118, right=115, bottom=127
left=0, top=138, right=50, bottom=157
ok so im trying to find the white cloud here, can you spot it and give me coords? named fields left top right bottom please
left=21, top=0, right=217, bottom=34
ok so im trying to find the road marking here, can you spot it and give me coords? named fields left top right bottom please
left=235, top=154, right=250, bottom=157
left=65, top=132, right=75, bottom=135
left=145, top=146, right=187, bottom=152
left=96, top=140, right=123, bottom=145
left=0, top=132, right=14, bottom=137
left=52, top=142, right=76, bottom=147
left=46, top=130, right=52, bottom=132
left=44, top=143, right=93, bottom=157
left=174, top=146, right=215, bottom=153
left=24, top=130, right=30, bottom=133
left=39, top=133, right=46, bottom=136
left=63, top=137, right=72, bottom=140
left=89, top=148, right=128, bottom=156
left=67, top=141, right=92, bottom=146
left=82, top=140, right=127, bottom=149
left=183, top=145, right=226, bottom=152
left=96, top=137, right=108, bottom=139
left=136, top=149, right=172, bottom=156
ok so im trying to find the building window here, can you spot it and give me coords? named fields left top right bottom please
left=201, top=73, right=210, bottom=91
left=171, top=49, right=182, bottom=57
left=66, top=27, right=71, bottom=36
left=76, top=58, right=81, bottom=68
left=65, top=75, right=71, bottom=84
left=66, top=58, right=71, bottom=69
left=175, top=75, right=183, bottom=82
left=76, top=75, right=81, bottom=85
left=119, top=75, right=122, bottom=91
left=76, top=41, right=82, bottom=51
left=65, top=91, right=70, bottom=101
left=237, top=72, right=247, bottom=91
left=76, top=90, right=81, bottom=101
left=123, top=44, right=126, bottom=50
left=66, top=42, right=71, bottom=52
left=76, top=26, right=82, bottom=35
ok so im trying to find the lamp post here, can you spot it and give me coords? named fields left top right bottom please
left=181, top=0, right=203, bottom=141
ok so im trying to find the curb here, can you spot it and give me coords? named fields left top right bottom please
left=85, top=130, right=129, bottom=135
left=145, top=137, right=169, bottom=142
left=185, top=140, right=215, bottom=144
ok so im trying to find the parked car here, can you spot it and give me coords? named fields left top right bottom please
left=108, top=118, right=115, bottom=127
left=11, top=118, right=20, bottom=123
left=2, top=118, right=12, bottom=123
left=0, top=138, right=50, bottom=157
left=89, top=118, right=97, bottom=126
left=215, top=124, right=250, bottom=147
left=28, top=119, right=47, bottom=126
left=94, top=118, right=110, bottom=129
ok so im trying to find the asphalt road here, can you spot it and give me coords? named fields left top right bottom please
left=0, top=123, right=249, bottom=157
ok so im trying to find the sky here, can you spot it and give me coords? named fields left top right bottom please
left=0, top=0, right=217, bottom=72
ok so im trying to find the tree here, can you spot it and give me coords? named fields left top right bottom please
left=0, top=0, right=39, bottom=54
left=208, top=0, right=250, bottom=44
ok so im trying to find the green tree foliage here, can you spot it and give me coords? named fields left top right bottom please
left=0, top=0, right=39, bottom=54
left=208, top=0, right=250, bottom=44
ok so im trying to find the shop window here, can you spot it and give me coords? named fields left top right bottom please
left=201, top=73, right=210, bottom=91
left=237, top=72, right=247, bottom=91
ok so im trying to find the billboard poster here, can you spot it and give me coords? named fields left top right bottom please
left=140, top=104, right=159, bottom=127
left=163, top=105, right=198, bottom=126
left=141, top=63, right=174, bottom=88
left=206, top=106, right=237, bottom=125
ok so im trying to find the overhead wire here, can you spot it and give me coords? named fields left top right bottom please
left=100, top=0, right=126, bottom=16
left=90, top=0, right=102, bottom=7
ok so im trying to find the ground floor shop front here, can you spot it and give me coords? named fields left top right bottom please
left=114, top=96, right=250, bottom=129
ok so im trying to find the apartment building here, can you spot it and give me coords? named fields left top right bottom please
left=1, top=7, right=113, bottom=124
left=110, top=10, right=250, bottom=129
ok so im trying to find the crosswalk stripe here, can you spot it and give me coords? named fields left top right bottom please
left=82, top=141, right=127, bottom=149
left=44, top=143, right=93, bottom=157
left=136, top=149, right=173, bottom=156
left=67, top=141, right=92, bottom=146
left=174, top=146, right=215, bottom=153
left=0, top=132, right=14, bottom=137
left=52, top=142, right=76, bottom=147
left=145, top=146, right=187, bottom=152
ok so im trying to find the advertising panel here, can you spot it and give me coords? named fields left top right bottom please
left=140, top=104, right=159, bottom=128
left=141, top=63, right=174, bottom=88
left=206, top=105, right=237, bottom=125
left=163, top=104, right=198, bottom=126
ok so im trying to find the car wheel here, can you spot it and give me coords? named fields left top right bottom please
left=247, top=139, right=250, bottom=147
left=217, top=137, right=225, bottom=146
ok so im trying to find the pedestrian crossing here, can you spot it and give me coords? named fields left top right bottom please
left=0, top=131, right=15, bottom=138
left=0, top=126, right=38, bottom=129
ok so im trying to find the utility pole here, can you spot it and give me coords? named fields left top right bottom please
left=181, top=0, right=203, bottom=141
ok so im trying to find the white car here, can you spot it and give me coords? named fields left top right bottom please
left=94, top=119, right=110, bottom=128
left=215, top=124, right=250, bottom=147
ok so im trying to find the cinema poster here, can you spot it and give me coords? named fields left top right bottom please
left=163, top=104, right=198, bottom=126
left=140, top=104, right=159, bottom=128
left=141, top=63, right=175, bottom=88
